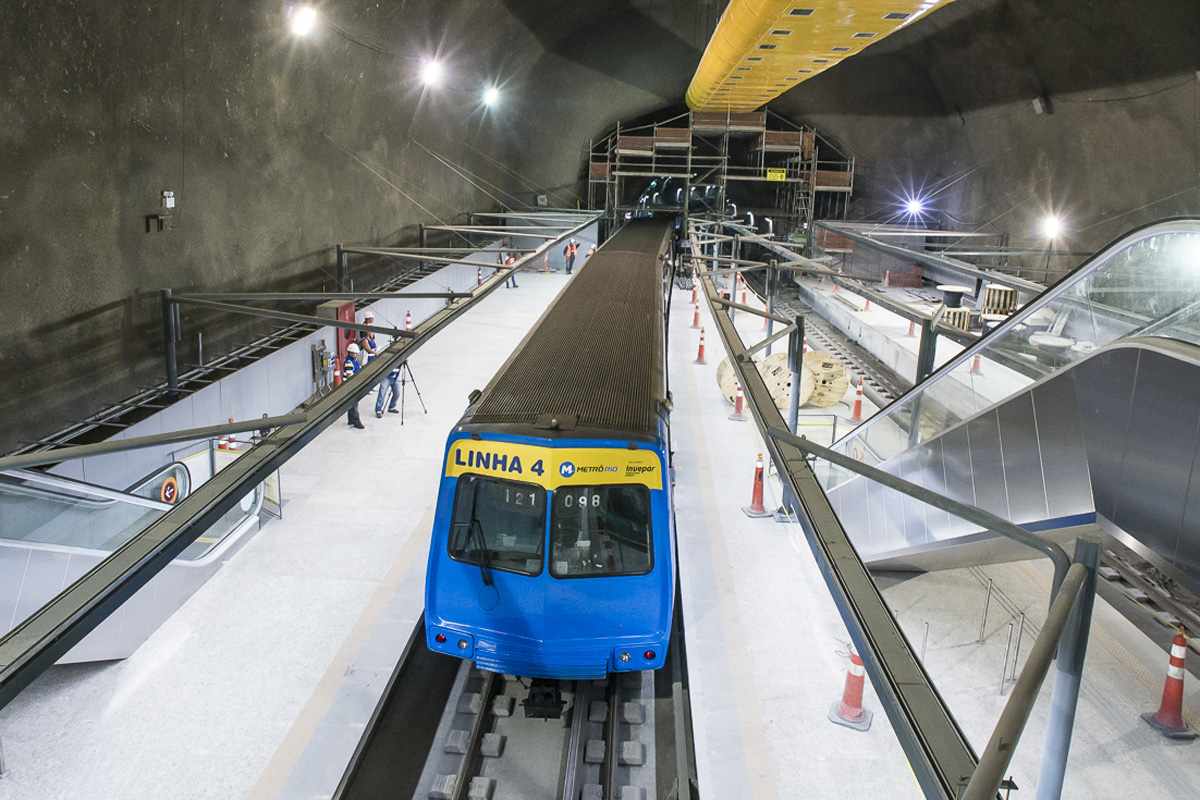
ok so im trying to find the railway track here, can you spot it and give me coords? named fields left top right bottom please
left=737, top=269, right=910, bottom=409
left=336, top=611, right=696, bottom=800
left=412, top=665, right=657, bottom=800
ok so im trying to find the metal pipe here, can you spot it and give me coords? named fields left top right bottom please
left=767, top=430, right=1072, bottom=602
left=173, top=291, right=470, bottom=302
left=1001, top=622, right=1015, bottom=694
left=170, top=297, right=413, bottom=340
left=161, top=289, right=178, bottom=396
left=787, top=315, right=804, bottom=435
left=711, top=296, right=791, bottom=324
left=0, top=413, right=308, bottom=471
left=979, top=579, right=994, bottom=643
left=746, top=324, right=796, bottom=357
left=339, top=249, right=529, bottom=270
left=1036, top=537, right=1100, bottom=800
left=1012, top=613, right=1026, bottom=680
left=961, top=562, right=1087, bottom=800
left=765, top=260, right=777, bottom=356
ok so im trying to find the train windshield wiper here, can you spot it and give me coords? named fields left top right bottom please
left=469, top=517, right=494, bottom=586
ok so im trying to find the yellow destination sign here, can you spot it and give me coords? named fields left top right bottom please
left=444, top=439, right=663, bottom=490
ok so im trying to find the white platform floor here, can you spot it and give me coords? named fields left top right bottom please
left=670, top=284, right=922, bottom=799
left=0, top=272, right=574, bottom=800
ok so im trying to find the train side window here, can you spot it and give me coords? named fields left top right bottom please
left=449, top=474, right=545, bottom=576
left=550, top=485, right=652, bottom=578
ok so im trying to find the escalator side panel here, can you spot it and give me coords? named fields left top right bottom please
left=1030, top=377, right=1094, bottom=520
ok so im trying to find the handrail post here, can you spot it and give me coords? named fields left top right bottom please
left=1036, top=536, right=1101, bottom=800
left=161, top=289, right=178, bottom=398
left=765, top=259, right=778, bottom=356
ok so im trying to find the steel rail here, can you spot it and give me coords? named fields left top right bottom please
left=0, top=213, right=601, bottom=711
left=170, top=297, right=414, bottom=339
left=173, top=291, right=469, bottom=301
left=816, top=221, right=1045, bottom=294
left=0, top=413, right=306, bottom=471
left=690, top=229, right=979, bottom=799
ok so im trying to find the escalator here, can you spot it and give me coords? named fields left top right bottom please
left=0, top=463, right=263, bottom=662
left=820, top=218, right=1200, bottom=591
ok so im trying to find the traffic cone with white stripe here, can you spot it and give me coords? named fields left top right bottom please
left=1142, top=629, right=1197, bottom=739
left=829, top=650, right=874, bottom=731
left=970, top=354, right=983, bottom=375
left=741, top=453, right=772, bottom=518
left=404, top=310, right=413, bottom=331
left=694, top=328, right=707, bottom=365
left=691, top=283, right=697, bottom=305
left=728, top=383, right=746, bottom=421
left=691, top=303, right=701, bottom=330
left=850, top=382, right=864, bottom=423
left=739, top=274, right=747, bottom=305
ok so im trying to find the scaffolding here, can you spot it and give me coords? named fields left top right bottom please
left=587, top=108, right=854, bottom=239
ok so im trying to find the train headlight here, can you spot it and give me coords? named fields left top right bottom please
left=457, top=639, right=470, bottom=650
left=619, top=651, right=632, bottom=663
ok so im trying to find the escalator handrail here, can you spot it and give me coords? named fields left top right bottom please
left=0, top=469, right=172, bottom=512
left=829, top=216, right=1200, bottom=451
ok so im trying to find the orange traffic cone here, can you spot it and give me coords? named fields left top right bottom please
left=694, top=328, right=707, bottom=365
left=691, top=304, right=701, bottom=330
left=850, top=384, right=863, bottom=423
left=739, top=274, right=747, bottom=305
left=691, top=284, right=697, bottom=305
left=405, top=310, right=413, bottom=331
left=864, top=299, right=872, bottom=312
left=742, top=453, right=772, bottom=518
left=829, top=651, right=873, bottom=731
left=970, top=354, right=983, bottom=375
left=1142, top=629, right=1197, bottom=739
left=728, top=383, right=746, bottom=422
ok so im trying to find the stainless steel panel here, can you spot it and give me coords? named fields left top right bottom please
left=1107, top=349, right=1200, bottom=567
left=995, top=392, right=1049, bottom=524
left=1030, top=377, right=1094, bottom=518
left=1072, top=348, right=1137, bottom=520
left=966, top=411, right=1009, bottom=519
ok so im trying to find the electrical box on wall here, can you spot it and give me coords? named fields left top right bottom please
left=145, top=189, right=177, bottom=233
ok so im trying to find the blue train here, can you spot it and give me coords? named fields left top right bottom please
left=424, top=220, right=675, bottom=682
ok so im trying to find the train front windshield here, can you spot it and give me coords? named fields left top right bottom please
left=449, top=474, right=545, bottom=576
left=448, top=475, right=654, bottom=580
left=550, top=486, right=652, bottom=577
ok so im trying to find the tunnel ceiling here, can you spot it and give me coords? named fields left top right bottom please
left=2, top=0, right=1198, bottom=452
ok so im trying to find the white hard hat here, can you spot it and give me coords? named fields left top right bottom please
left=347, top=342, right=360, bottom=355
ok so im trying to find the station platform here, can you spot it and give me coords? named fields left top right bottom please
left=0, top=271, right=576, bottom=800
left=669, top=283, right=920, bottom=799
left=671, top=280, right=1200, bottom=798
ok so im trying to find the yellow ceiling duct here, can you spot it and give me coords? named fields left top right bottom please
left=686, top=0, right=957, bottom=112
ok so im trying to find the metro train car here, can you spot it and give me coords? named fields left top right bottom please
left=424, top=219, right=675, bottom=686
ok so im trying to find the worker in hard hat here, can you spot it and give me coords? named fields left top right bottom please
left=564, top=239, right=578, bottom=274
left=359, top=312, right=379, bottom=363
left=343, top=342, right=365, bottom=429
left=503, top=253, right=519, bottom=289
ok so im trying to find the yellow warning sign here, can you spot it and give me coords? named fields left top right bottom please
left=766, top=167, right=787, bottom=182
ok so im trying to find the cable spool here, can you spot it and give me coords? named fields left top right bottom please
left=802, top=351, right=850, bottom=408
left=716, top=353, right=814, bottom=412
